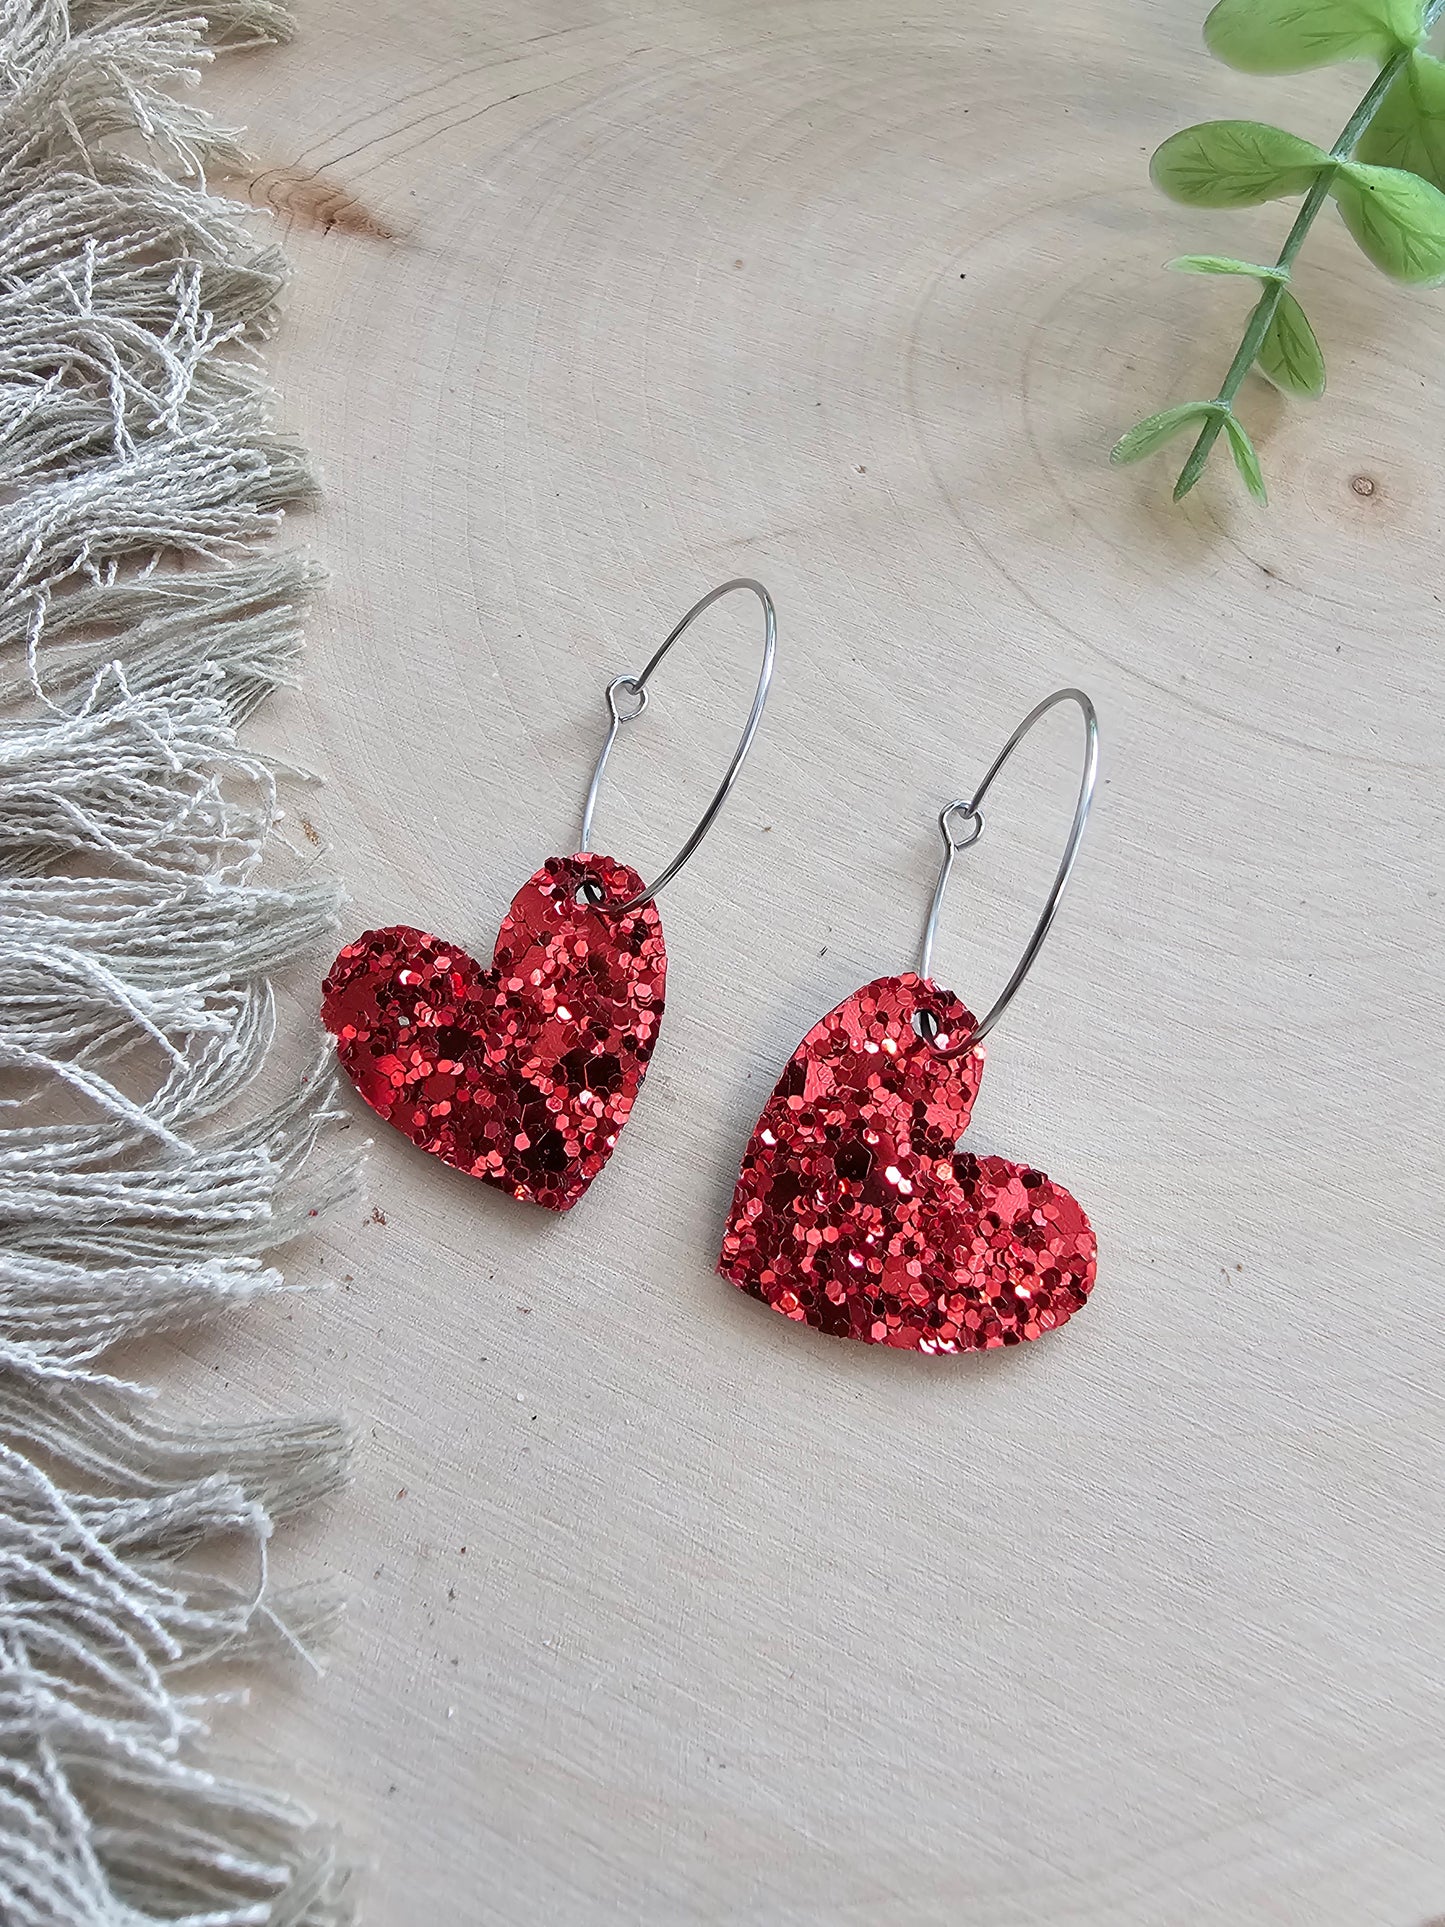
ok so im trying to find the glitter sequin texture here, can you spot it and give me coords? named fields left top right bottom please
left=322, top=853, right=666, bottom=1210
left=718, top=973, right=1095, bottom=1351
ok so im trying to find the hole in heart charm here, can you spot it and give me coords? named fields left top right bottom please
left=718, top=974, right=1095, bottom=1352
left=322, top=853, right=667, bottom=1210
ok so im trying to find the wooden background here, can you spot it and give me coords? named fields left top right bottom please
left=189, top=2, right=1445, bottom=1921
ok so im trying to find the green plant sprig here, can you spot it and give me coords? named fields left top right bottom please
left=1113, top=0, right=1445, bottom=505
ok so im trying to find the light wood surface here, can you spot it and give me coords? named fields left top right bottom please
left=187, top=4, right=1445, bottom=1921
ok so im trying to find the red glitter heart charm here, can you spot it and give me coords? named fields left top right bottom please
left=718, top=974, right=1095, bottom=1351
left=322, top=853, right=666, bottom=1210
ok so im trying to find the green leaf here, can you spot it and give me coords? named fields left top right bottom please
left=1167, top=254, right=1289, bottom=279
left=1204, top=0, right=1424, bottom=74
left=1355, top=49, right=1445, bottom=192
left=1151, top=122, right=1331, bottom=208
left=1221, top=414, right=1268, bottom=502
left=1331, top=159, right=1445, bottom=281
left=1256, top=290, right=1326, bottom=396
left=1110, top=402, right=1220, bottom=466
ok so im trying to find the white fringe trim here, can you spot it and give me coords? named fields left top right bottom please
left=0, top=4, right=357, bottom=1921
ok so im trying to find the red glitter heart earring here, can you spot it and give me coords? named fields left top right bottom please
left=323, top=580, right=776, bottom=1210
left=719, top=688, right=1100, bottom=1352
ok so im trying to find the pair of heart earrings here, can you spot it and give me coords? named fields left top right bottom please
left=322, top=580, right=1099, bottom=1354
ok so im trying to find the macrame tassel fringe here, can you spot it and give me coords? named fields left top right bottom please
left=0, top=4, right=359, bottom=1922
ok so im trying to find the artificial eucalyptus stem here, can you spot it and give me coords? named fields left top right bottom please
left=1116, top=0, right=1445, bottom=502
left=1172, top=184, right=1329, bottom=496
left=1179, top=34, right=1433, bottom=501
left=1172, top=2, right=1445, bottom=500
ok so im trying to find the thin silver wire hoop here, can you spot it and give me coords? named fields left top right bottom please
left=577, top=579, right=776, bottom=915
left=916, top=687, right=1098, bottom=1057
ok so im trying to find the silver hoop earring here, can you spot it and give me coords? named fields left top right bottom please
left=322, top=580, right=777, bottom=1211
left=917, top=686, right=1098, bottom=1055
left=579, top=578, right=775, bottom=912
left=720, top=689, right=1101, bottom=1356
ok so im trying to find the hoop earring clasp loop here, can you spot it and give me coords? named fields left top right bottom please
left=578, top=579, right=776, bottom=915
left=918, top=687, right=1098, bottom=1056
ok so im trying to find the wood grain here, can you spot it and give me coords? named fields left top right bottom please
left=189, top=3, right=1445, bottom=1921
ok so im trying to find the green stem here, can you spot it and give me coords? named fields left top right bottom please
left=1173, top=2, right=1445, bottom=501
